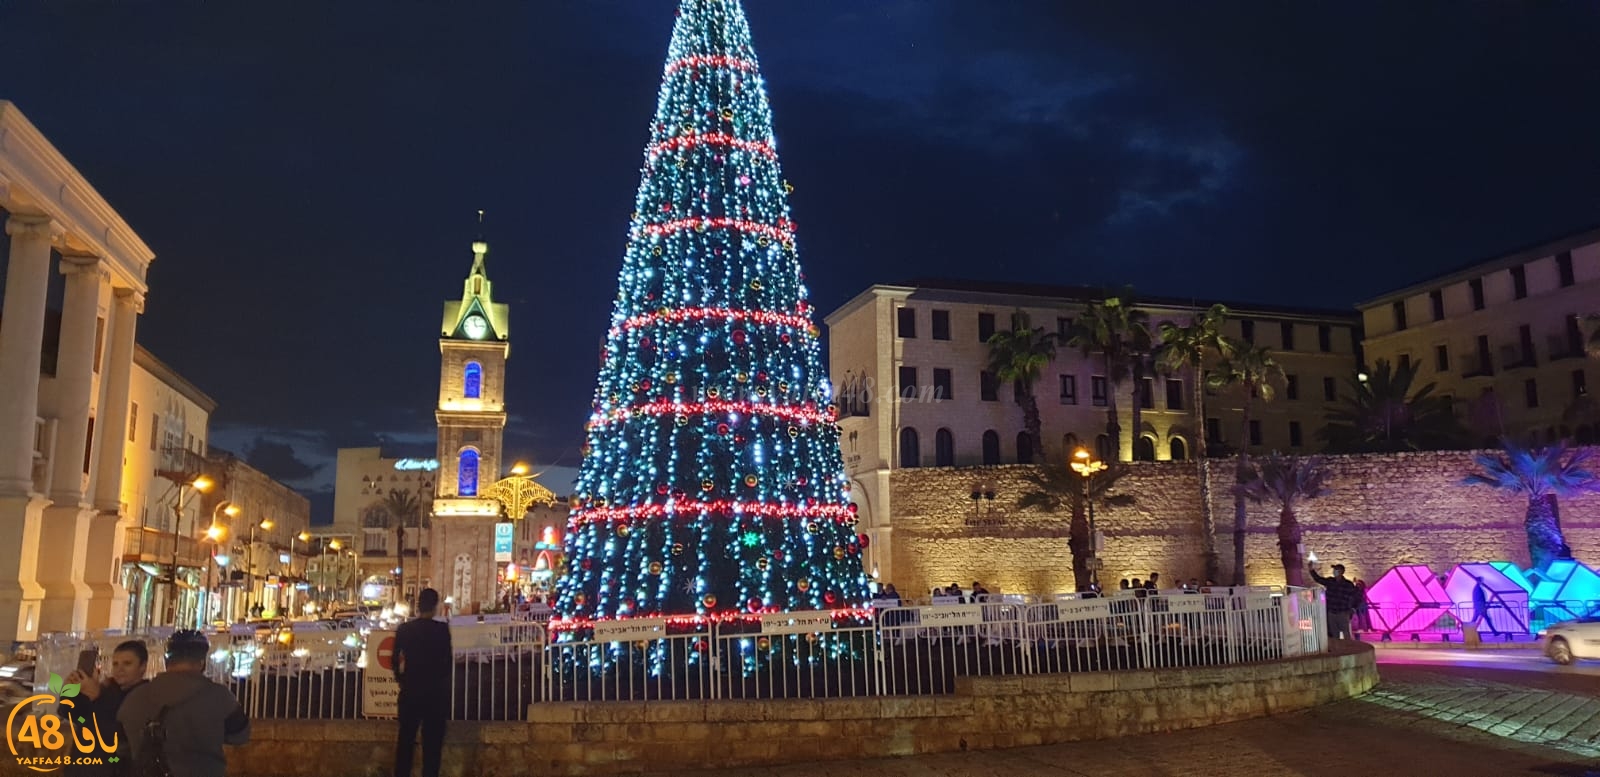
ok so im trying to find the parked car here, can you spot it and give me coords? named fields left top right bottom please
left=1539, top=616, right=1600, bottom=665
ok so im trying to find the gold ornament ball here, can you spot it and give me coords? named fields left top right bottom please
left=702, top=594, right=718, bottom=609
left=796, top=578, right=811, bottom=592
left=701, top=479, right=715, bottom=491
left=833, top=546, right=846, bottom=560
left=743, top=474, right=758, bottom=487
left=648, top=562, right=663, bottom=575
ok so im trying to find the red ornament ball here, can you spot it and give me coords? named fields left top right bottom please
left=748, top=598, right=762, bottom=612
left=731, top=329, right=747, bottom=345
left=857, top=533, right=871, bottom=548
left=702, top=594, right=718, bottom=609
left=656, top=483, right=670, bottom=495
left=824, top=591, right=838, bottom=605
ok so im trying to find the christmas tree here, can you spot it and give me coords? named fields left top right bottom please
left=555, top=0, right=871, bottom=629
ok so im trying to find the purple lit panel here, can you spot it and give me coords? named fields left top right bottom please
left=1366, top=565, right=1452, bottom=634
left=1444, top=563, right=1531, bottom=635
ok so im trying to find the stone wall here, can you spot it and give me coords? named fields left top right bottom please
left=197, top=644, right=1375, bottom=777
left=888, top=450, right=1600, bottom=597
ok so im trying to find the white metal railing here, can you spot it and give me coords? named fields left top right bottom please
left=30, top=587, right=1330, bottom=718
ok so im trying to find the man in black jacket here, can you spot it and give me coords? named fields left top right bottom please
left=59, top=640, right=149, bottom=775
left=1309, top=563, right=1362, bottom=640
left=118, top=630, right=250, bottom=777
left=394, top=587, right=451, bottom=777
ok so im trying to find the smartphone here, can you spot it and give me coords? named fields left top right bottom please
left=76, top=648, right=98, bottom=676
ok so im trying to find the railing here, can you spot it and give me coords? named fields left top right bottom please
left=31, top=587, right=1325, bottom=720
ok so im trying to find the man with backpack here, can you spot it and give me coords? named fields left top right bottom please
left=118, top=630, right=250, bottom=777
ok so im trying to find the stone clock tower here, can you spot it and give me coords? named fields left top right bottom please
left=428, top=234, right=510, bottom=613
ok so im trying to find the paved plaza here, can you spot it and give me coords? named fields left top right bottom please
left=675, top=662, right=1600, bottom=777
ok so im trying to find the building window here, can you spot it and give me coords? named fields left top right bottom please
left=935, top=428, right=954, bottom=466
left=1016, top=432, right=1034, bottom=465
left=1170, top=437, right=1188, bottom=461
left=1470, top=278, right=1485, bottom=311
left=1573, top=369, right=1588, bottom=399
left=1323, top=376, right=1337, bottom=402
left=1430, top=290, right=1445, bottom=321
left=1398, top=354, right=1411, bottom=373
left=1059, top=375, right=1077, bottom=405
left=1318, top=325, right=1332, bottom=353
left=1519, top=324, right=1536, bottom=366
left=1249, top=420, right=1262, bottom=447
left=1558, top=251, right=1575, bottom=287
left=1240, top=319, right=1255, bottom=344
left=1134, top=436, right=1155, bottom=462
left=896, top=307, right=916, bottom=338
left=980, top=371, right=999, bottom=402
left=1282, top=374, right=1298, bottom=401
left=83, top=417, right=94, bottom=474
left=1056, top=317, right=1073, bottom=338
left=1511, top=265, right=1528, bottom=300
left=463, top=429, right=481, bottom=443
left=1427, top=344, right=1446, bottom=373
left=899, top=428, right=920, bottom=468
left=1567, top=314, right=1585, bottom=357
left=1525, top=378, right=1539, bottom=409
left=1289, top=421, right=1303, bottom=448
left=978, top=313, right=996, bottom=342
left=93, top=317, right=105, bottom=374
left=150, top=414, right=159, bottom=451
left=1280, top=322, right=1295, bottom=351
left=1139, top=378, right=1155, bottom=409
left=932, top=368, right=952, bottom=400
left=898, top=366, right=918, bottom=399
left=1013, top=378, right=1026, bottom=404
left=1391, top=301, right=1407, bottom=331
left=1165, top=379, right=1183, bottom=410
left=128, top=402, right=138, bottom=442
left=1205, top=418, right=1222, bottom=445
left=459, top=449, right=480, bottom=496
left=931, top=310, right=950, bottom=340
left=981, top=430, right=1000, bottom=465
left=1091, top=376, right=1108, bottom=407
left=463, top=361, right=482, bottom=399
left=1475, top=334, right=1492, bottom=374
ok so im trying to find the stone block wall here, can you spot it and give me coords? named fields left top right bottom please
left=195, top=644, right=1374, bottom=777
left=888, top=450, right=1600, bottom=597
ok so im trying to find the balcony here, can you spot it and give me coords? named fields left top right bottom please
left=122, top=526, right=207, bottom=569
left=1498, top=345, right=1536, bottom=371
left=1460, top=355, right=1494, bottom=379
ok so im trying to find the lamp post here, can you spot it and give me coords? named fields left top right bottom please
left=246, top=518, right=274, bottom=614
left=203, top=522, right=227, bottom=628
left=166, top=475, right=215, bottom=626
left=1070, top=448, right=1108, bottom=586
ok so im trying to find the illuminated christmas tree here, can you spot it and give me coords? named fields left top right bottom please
left=555, top=0, right=871, bottom=628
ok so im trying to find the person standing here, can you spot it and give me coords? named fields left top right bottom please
left=118, top=631, right=250, bottom=777
left=394, top=587, right=452, bottom=777
left=58, top=640, right=150, bottom=775
left=1308, top=563, right=1361, bottom=640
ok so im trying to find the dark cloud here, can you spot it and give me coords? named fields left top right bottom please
left=244, top=439, right=322, bottom=484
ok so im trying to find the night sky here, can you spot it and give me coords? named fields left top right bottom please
left=5, top=2, right=1600, bottom=521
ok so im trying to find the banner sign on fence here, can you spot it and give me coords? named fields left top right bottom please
left=362, top=630, right=398, bottom=718
left=918, top=604, right=983, bottom=626
left=593, top=617, right=666, bottom=643
left=1162, top=596, right=1208, bottom=614
left=930, top=595, right=964, bottom=606
left=1246, top=592, right=1277, bottom=609
left=482, top=613, right=512, bottom=625
left=494, top=523, right=514, bottom=563
left=1055, top=598, right=1112, bottom=621
left=760, top=611, right=834, bottom=635
left=451, top=623, right=504, bottom=649
left=870, top=598, right=900, bottom=609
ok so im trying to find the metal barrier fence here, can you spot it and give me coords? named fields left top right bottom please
left=30, top=587, right=1325, bottom=719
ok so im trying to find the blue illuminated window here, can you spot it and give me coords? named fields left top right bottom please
left=464, top=362, right=482, bottom=399
left=459, top=449, right=479, bottom=496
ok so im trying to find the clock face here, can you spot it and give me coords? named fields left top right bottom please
left=462, top=314, right=488, bottom=340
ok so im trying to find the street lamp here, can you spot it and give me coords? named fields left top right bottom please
left=1070, top=448, right=1108, bottom=586
left=203, top=522, right=227, bottom=628
left=245, top=518, right=274, bottom=615
left=166, top=474, right=214, bottom=626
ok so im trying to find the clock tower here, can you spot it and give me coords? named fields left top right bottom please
left=429, top=233, right=510, bottom=613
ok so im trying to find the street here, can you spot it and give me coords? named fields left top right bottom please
left=674, top=651, right=1600, bottom=777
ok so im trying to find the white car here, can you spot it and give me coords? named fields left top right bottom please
left=1540, top=616, right=1600, bottom=665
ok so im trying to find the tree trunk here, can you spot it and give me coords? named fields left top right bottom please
left=1022, top=389, right=1045, bottom=462
left=1231, top=397, right=1253, bottom=586
left=1193, top=375, right=1219, bottom=582
left=1526, top=493, right=1569, bottom=572
left=1277, top=506, right=1305, bottom=587
left=1068, top=493, right=1093, bottom=591
left=1105, top=353, right=1122, bottom=460
left=1131, top=360, right=1145, bottom=460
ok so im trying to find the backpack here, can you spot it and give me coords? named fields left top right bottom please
left=131, top=704, right=176, bottom=777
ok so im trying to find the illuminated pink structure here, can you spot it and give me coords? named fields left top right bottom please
left=1366, top=565, right=1452, bottom=638
left=1443, top=563, right=1530, bottom=635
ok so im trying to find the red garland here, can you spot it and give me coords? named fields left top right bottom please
left=587, top=398, right=834, bottom=430
left=647, top=131, right=776, bottom=161
left=610, top=305, right=812, bottom=338
left=571, top=500, right=855, bottom=526
left=634, top=217, right=793, bottom=245
left=664, top=54, right=759, bottom=76
left=549, top=607, right=875, bottom=632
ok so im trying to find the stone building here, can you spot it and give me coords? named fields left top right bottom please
left=330, top=446, right=436, bottom=604
left=1359, top=225, right=1600, bottom=445
left=197, top=451, right=313, bottom=621
left=824, top=280, right=1360, bottom=584
left=0, top=102, right=155, bottom=641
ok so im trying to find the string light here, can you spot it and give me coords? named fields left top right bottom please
left=586, top=398, right=834, bottom=430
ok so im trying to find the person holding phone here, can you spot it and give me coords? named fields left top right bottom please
left=58, top=640, right=151, bottom=775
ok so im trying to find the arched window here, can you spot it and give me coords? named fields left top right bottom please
left=1062, top=433, right=1080, bottom=459
left=458, top=448, right=480, bottom=496
left=1169, top=436, right=1188, bottom=461
left=1095, top=434, right=1112, bottom=461
left=935, top=428, right=955, bottom=467
left=463, top=362, right=482, bottom=399
left=899, top=428, right=920, bottom=468
left=1135, top=435, right=1156, bottom=462
left=1016, top=432, right=1034, bottom=464
left=981, top=430, right=1001, bottom=465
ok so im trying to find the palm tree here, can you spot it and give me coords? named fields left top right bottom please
left=1319, top=359, right=1468, bottom=453
left=1017, top=461, right=1136, bottom=591
left=1069, top=296, right=1142, bottom=460
left=1463, top=438, right=1595, bottom=572
left=1236, top=454, right=1332, bottom=587
left=986, top=311, right=1059, bottom=462
left=381, top=488, right=422, bottom=605
left=1154, top=304, right=1240, bottom=582
left=1214, top=344, right=1284, bottom=585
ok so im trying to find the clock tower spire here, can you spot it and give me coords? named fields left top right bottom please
left=429, top=216, right=511, bottom=612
